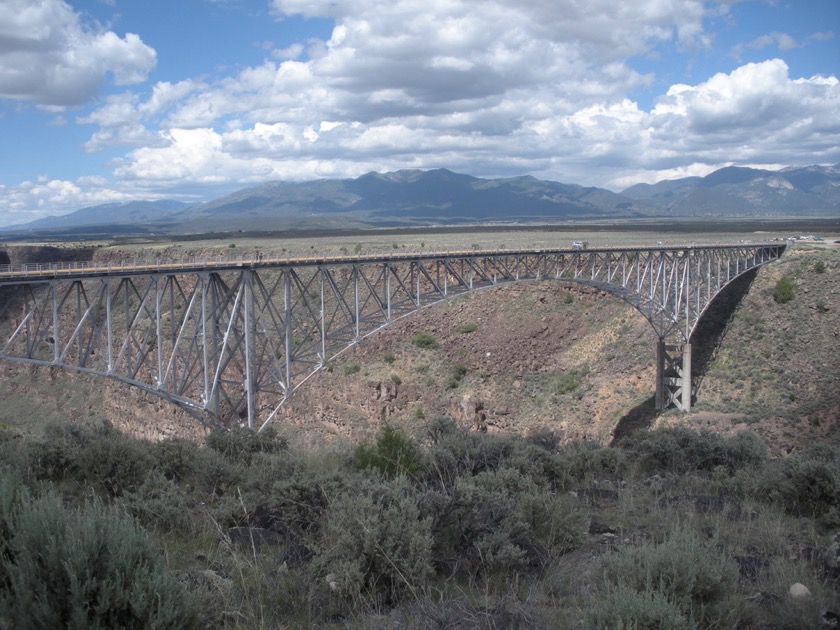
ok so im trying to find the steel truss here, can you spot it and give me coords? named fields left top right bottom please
left=0, top=244, right=786, bottom=428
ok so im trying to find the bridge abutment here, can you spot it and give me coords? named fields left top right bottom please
left=655, top=341, right=691, bottom=412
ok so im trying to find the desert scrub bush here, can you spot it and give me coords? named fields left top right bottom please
left=518, top=491, right=587, bottom=557
left=586, top=585, right=690, bottom=629
left=420, top=470, right=531, bottom=578
left=355, top=424, right=422, bottom=479
left=410, top=331, right=439, bottom=349
left=269, top=468, right=356, bottom=536
left=552, top=367, right=588, bottom=395
left=424, top=426, right=519, bottom=482
left=149, top=437, right=202, bottom=483
left=205, top=426, right=287, bottom=465
left=119, top=471, right=194, bottom=533
left=773, top=276, right=795, bottom=303
left=0, top=467, right=199, bottom=629
left=557, top=441, right=630, bottom=483
left=593, top=528, right=740, bottom=628
left=28, top=422, right=155, bottom=497
left=624, top=427, right=766, bottom=475
left=755, top=445, right=840, bottom=527
left=315, top=478, right=434, bottom=608
left=446, top=363, right=468, bottom=388
left=343, top=362, right=360, bottom=375
left=424, top=422, right=570, bottom=488
left=457, top=322, right=478, bottom=333
left=421, top=467, right=585, bottom=581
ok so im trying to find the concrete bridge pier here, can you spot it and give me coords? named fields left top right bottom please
left=655, top=341, right=692, bottom=411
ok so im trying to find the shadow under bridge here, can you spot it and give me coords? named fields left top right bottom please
left=0, top=243, right=786, bottom=430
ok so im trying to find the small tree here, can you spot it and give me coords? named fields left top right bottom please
left=773, top=276, right=794, bottom=303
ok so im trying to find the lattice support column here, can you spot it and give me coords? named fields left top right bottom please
left=655, top=340, right=692, bottom=411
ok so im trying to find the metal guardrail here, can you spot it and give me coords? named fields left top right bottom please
left=0, top=241, right=786, bottom=280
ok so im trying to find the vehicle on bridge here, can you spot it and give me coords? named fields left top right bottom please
left=572, top=241, right=588, bottom=250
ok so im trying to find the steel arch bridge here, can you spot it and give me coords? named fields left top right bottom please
left=0, top=243, right=785, bottom=430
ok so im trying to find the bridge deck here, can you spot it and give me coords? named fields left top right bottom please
left=0, top=242, right=781, bottom=283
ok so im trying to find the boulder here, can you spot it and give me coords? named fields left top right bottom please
left=788, top=582, right=812, bottom=599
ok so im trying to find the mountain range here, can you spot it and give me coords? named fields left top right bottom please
left=3, top=164, right=838, bottom=237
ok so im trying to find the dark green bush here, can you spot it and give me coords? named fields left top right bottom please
left=558, top=441, right=630, bottom=483
left=586, top=586, right=690, bottom=629
left=270, top=468, right=355, bottom=535
left=419, top=467, right=585, bottom=579
left=150, top=437, right=202, bottom=483
left=764, top=446, right=840, bottom=527
left=594, top=529, right=739, bottom=627
left=626, top=428, right=766, bottom=475
left=316, top=478, right=433, bottom=607
left=424, top=421, right=573, bottom=489
left=554, top=368, right=586, bottom=395
left=410, top=331, right=439, bottom=349
left=355, top=425, right=422, bottom=479
left=773, top=276, right=795, bottom=303
left=205, top=426, right=287, bottom=465
left=27, top=423, right=154, bottom=497
left=421, top=470, right=529, bottom=577
left=447, top=363, right=467, bottom=389
left=120, top=471, right=194, bottom=532
left=0, top=468, right=198, bottom=629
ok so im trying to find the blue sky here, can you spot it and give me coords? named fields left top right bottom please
left=0, top=0, right=837, bottom=227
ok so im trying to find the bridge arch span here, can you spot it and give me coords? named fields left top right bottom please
left=0, top=243, right=786, bottom=429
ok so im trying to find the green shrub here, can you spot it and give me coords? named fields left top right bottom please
left=813, top=260, right=826, bottom=274
left=383, top=352, right=396, bottom=364
left=758, top=446, right=840, bottom=527
left=421, top=470, right=530, bottom=577
left=205, top=426, right=287, bottom=465
left=559, top=441, right=630, bottom=483
left=553, top=369, right=585, bottom=395
left=270, top=469, right=355, bottom=536
left=773, top=276, right=794, bottom=303
left=625, top=428, right=766, bottom=475
left=27, top=423, right=155, bottom=497
left=0, top=468, right=198, bottom=629
left=457, top=322, right=478, bottom=334
left=149, top=437, right=202, bottom=483
left=586, top=586, right=690, bottom=629
left=355, top=425, right=422, bottom=479
left=119, top=471, right=194, bottom=533
left=594, top=529, right=739, bottom=627
left=518, top=491, right=586, bottom=556
left=446, top=363, right=468, bottom=388
left=410, top=331, right=439, bottom=349
left=343, top=362, right=361, bottom=375
left=316, top=478, right=433, bottom=607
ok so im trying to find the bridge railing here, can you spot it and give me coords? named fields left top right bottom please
left=0, top=241, right=787, bottom=281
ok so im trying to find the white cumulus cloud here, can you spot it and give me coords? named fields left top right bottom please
left=0, top=0, right=156, bottom=106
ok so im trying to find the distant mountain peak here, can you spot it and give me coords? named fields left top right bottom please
left=2, top=164, right=837, bottom=237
